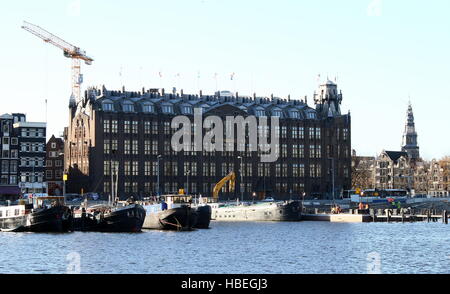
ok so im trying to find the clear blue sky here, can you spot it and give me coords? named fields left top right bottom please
left=1, top=0, right=449, bottom=160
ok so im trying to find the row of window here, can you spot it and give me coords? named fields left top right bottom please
left=2, top=137, right=19, bottom=145
left=46, top=170, right=63, bottom=179
left=102, top=160, right=349, bottom=178
left=1, top=160, right=18, bottom=174
left=20, top=143, right=45, bottom=153
left=20, top=129, right=45, bottom=138
left=103, top=139, right=349, bottom=159
left=1, top=150, right=18, bottom=159
left=102, top=119, right=349, bottom=141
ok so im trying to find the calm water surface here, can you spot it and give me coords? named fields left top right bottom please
left=0, top=221, right=448, bottom=274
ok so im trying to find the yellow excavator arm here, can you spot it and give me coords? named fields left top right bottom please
left=212, top=172, right=236, bottom=201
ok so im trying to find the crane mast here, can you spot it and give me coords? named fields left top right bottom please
left=21, top=21, right=94, bottom=104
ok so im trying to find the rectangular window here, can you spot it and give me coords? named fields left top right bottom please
left=299, top=164, right=305, bottom=177
left=132, top=161, right=139, bottom=176
left=124, top=121, right=130, bottom=133
left=152, top=121, right=158, bottom=134
left=112, top=140, right=118, bottom=152
left=309, top=127, right=315, bottom=139
left=309, top=145, right=315, bottom=158
left=164, top=122, right=171, bottom=134
left=103, top=120, right=110, bottom=133
left=276, top=164, right=281, bottom=177
left=104, top=139, right=110, bottom=154
left=152, top=141, right=158, bottom=155
left=104, top=182, right=110, bottom=193
left=104, top=161, right=110, bottom=176
left=46, top=170, right=53, bottom=179
left=124, top=140, right=131, bottom=155
left=299, top=127, right=304, bottom=139
left=10, top=161, right=17, bottom=173
left=112, top=120, right=118, bottom=133
left=144, top=121, right=151, bottom=134
left=124, top=161, right=131, bottom=176
left=144, top=140, right=151, bottom=155
left=132, top=140, right=139, bottom=155
left=145, top=162, right=152, bottom=176
left=132, top=121, right=139, bottom=134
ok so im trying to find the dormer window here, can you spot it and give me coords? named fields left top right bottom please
left=290, top=111, right=301, bottom=119
left=123, top=102, right=135, bottom=112
left=182, top=106, right=193, bottom=114
left=102, top=102, right=114, bottom=112
left=255, top=110, right=266, bottom=117
left=162, top=105, right=173, bottom=114
left=142, top=104, right=154, bottom=113
left=307, top=112, right=316, bottom=119
left=272, top=109, right=282, bottom=117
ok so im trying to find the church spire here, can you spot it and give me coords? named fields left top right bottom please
left=401, top=102, right=420, bottom=160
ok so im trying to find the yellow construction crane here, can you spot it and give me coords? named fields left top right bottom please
left=21, top=21, right=94, bottom=104
left=212, top=171, right=236, bottom=201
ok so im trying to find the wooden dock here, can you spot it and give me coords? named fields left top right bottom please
left=302, top=208, right=449, bottom=224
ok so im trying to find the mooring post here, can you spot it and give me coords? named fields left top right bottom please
left=401, top=209, right=405, bottom=223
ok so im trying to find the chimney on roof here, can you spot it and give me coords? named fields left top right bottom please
left=253, top=93, right=256, bottom=100
left=199, top=90, right=203, bottom=97
left=271, top=94, right=274, bottom=100
left=305, top=95, right=308, bottom=105
left=122, top=86, right=125, bottom=93
left=181, top=89, right=184, bottom=96
left=235, top=92, right=238, bottom=98
left=161, top=88, right=165, bottom=96
left=288, top=95, right=291, bottom=101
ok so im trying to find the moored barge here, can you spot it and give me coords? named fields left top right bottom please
left=140, top=195, right=197, bottom=231
left=71, top=199, right=145, bottom=233
left=0, top=196, right=72, bottom=232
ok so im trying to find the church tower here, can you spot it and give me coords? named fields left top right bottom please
left=401, top=102, right=420, bottom=160
left=314, top=80, right=343, bottom=118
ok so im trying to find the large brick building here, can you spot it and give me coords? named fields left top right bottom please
left=65, top=80, right=351, bottom=200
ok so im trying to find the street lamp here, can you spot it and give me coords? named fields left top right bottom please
left=157, top=155, right=162, bottom=196
left=185, top=169, right=190, bottom=195
left=329, top=157, right=335, bottom=205
left=238, top=156, right=243, bottom=203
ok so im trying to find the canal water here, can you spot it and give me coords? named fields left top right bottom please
left=0, top=221, right=448, bottom=274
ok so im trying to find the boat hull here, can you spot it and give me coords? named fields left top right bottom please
left=193, top=205, right=212, bottom=229
left=211, top=200, right=302, bottom=222
left=0, top=206, right=72, bottom=233
left=143, top=205, right=196, bottom=231
left=72, top=204, right=146, bottom=233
